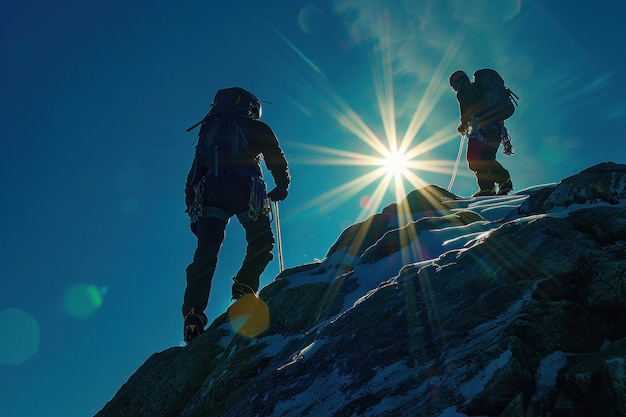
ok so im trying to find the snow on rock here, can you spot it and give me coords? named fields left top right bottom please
left=96, top=162, right=626, bottom=417
left=518, top=161, right=626, bottom=215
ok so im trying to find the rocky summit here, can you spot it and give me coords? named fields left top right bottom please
left=96, top=162, right=626, bottom=417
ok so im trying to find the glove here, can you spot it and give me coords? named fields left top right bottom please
left=190, top=221, right=198, bottom=237
left=267, top=187, right=288, bottom=202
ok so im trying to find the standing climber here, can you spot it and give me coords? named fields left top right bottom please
left=449, top=69, right=517, bottom=196
left=182, top=87, right=290, bottom=343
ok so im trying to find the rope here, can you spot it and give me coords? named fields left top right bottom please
left=448, top=135, right=465, bottom=192
left=273, top=201, right=284, bottom=273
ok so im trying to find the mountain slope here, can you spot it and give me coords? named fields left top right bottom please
left=96, top=162, right=626, bottom=417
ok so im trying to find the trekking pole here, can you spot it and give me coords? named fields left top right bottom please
left=273, top=201, right=285, bottom=273
left=448, top=134, right=465, bottom=191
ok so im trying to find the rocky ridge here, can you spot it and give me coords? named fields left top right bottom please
left=96, top=162, right=626, bottom=417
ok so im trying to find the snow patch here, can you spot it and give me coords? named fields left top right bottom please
left=536, top=351, right=568, bottom=390
left=216, top=324, right=237, bottom=348
left=368, top=361, right=414, bottom=390
left=269, top=368, right=352, bottom=417
left=460, top=349, right=513, bottom=400
left=438, top=407, right=470, bottom=417
left=257, top=333, right=297, bottom=358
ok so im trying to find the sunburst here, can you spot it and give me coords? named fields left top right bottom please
left=290, top=72, right=460, bottom=221
left=380, top=149, right=410, bottom=178
left=268, top=13, right=467, bottom=221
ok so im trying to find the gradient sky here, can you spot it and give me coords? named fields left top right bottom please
left=1, top=1, right=625, bottom=416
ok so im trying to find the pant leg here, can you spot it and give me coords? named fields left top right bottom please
left=234, top=215, right=275, bottom=292
left=481, top=144, right=510, bottom=185
left=484, top=160, right=511, bottom=185
left=481, top=128, right=511, bottom=185
left=467, top=134, right=511, bottom=191
left=182, top=217, right=228, bottom=318
left=467, top=139, right=495, bottom=192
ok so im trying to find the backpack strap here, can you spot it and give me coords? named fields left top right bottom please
left=205, top=168, right=260, bottom=178
left=507, top=87, right=519, bottom=106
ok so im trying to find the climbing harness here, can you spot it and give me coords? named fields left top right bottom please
left=188, top=176, right=206, bottom=223
left=500, top=125, right=515, bottom=156
left=248, top=176, right=271, bottom=221
left=448, top=118, right=516, bottom=191
left=466, top=116, right=487, bottom=143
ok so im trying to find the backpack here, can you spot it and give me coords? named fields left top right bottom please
left=187, top=87, right=260, bottom=174
left=472, top=69, right=519, bottom=123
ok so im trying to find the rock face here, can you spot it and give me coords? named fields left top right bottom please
left=96, top=162, right=626, bottom=417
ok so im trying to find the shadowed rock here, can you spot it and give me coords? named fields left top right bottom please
left=96, top=163, right=626, bottom=417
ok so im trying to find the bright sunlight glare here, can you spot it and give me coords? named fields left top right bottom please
left=380, top=150, right=411, bottom=177
left=270, top=8, right=469, bottom=221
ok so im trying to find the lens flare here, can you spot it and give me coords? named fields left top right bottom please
left=227, top=294, right=270, bottom=338
left=298, top=5, right=326, bottom=35
left=62, top=284, right=104, bottom=319
left=0, top=308, right=40, bottom=364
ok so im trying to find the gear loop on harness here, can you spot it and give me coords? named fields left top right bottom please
left=247, top=176, right=271, bottom=222
left=499, top=125, right=516, bottom=156
left=188, top=173, right=272, bottom=224
left=466, top=116, right=486, bottom=143
left=188, top=176, right=206, bottom=223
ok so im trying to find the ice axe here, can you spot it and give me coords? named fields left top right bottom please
left=273, top=201, right=285, bottom=273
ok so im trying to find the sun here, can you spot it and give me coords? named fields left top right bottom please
left=381, top=150, right=410, bottom=177
left=286, top=67, right=461, bottom=221
left=268, top=14, right=464, bottom=221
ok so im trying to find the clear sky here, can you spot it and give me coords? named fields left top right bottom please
left=1, top=1, right=624, bottom=416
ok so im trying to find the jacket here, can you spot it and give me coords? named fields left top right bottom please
left=185, top=118, right=290, bottom=207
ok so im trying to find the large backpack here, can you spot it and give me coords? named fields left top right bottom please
left=473, top=69, right=519, bottom=123
left=187, top=87, right=260, bottom=174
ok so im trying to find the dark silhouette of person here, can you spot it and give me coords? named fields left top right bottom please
left=182, top=87, right=290, bottom=343
left=450, top=70, right=513, bottom=196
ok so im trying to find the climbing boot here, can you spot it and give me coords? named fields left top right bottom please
left=183, top=308, right=207, bottom=343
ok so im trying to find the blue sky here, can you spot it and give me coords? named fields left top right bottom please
left=1, top=1, right=624, bottom=416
